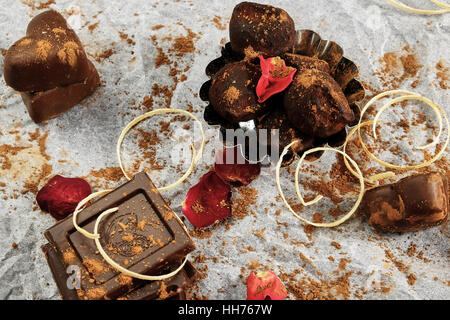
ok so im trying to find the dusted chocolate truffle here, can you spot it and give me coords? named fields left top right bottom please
left=283, top=67, right=354, bottom=138
left=362, top=173, right=448, bottom=233
left=209, top=61, right=269, bottom=123
left=4, top=10, right=91, bottom=92
left=229, top=2, right=295, bottom=58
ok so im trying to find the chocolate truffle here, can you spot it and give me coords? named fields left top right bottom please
left=229, top=2, right=295, bottom=58
left=283, top=67, right=354, bottom=138
left=362, top=173, right=448, bottom=233
left=3, top=10, right=99, bottom=123
left=209, top=61, right=269, bottom=123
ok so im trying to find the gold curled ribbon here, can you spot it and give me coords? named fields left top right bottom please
left=430, top=0, right=450, bottom=9
left=372, top=95, right=443, bottom=150
left=276, top=143, right=365, bottom=228
left=386, top=0, right=450, bottom=14
left=343, top=121, right=396, bottom=184
left=73, top=189, right=112, bottom=240
left=357, top=90, right=449, bottom=172
left=72, top=108, right=205, bottom=281
left=117, top=108, right=206, bottom=190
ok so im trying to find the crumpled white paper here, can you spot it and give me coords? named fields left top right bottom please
left=0, top=0, right=448, bottom=300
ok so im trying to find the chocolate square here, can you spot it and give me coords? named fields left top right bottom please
left=43, top=172, right=195, bottom=299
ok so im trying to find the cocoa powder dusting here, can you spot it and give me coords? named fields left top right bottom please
left=89, top=167, right=123, bottom=182
left=436, top=59, right=449, bottom=89
left=94, top=49, right=115, bottom=62
left=173, top=29, right=197, bottom=57
left=232, top=187, right=258, bottom=219
left=1, top=128, right=53, bottom=195
left=21, top=0, right=55, bottom=10
left=83, top=259, right=109, bottom=277
left=212, top=16, right=227, bottom=30
left=147, top=24, right=200, bottom=110
left=373, top=46, right=422, bottom=91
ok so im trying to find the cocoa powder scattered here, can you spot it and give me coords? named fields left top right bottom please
left=436, top=59, right=449, bottom=89
left=232, top=186, right=258, bottom=219
left=21, top=0, right=55, bottom=10
left=373, top=46, right=422, bottom=91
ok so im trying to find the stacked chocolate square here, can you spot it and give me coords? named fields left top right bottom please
left=42, top=172, right=198, bottom=300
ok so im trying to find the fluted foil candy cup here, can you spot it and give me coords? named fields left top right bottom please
left=200, top=29, right=365, bottom=166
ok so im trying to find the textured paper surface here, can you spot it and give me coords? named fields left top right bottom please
left=0, top=0, right=449, bottom=300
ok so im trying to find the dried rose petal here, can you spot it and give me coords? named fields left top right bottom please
left=247, top=271, right=288, bottom=300
left=182, top=171, right=231, bottom=228
left=214, top=146, right=261, bottom=186
left=36, top=175, right=92, bottom=220
left=256, top=55, right=297, bottom=103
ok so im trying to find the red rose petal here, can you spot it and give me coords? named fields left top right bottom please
left=214, top=146, right=261, bottom=186
left=247, top=271, right=288, bottom=300
left=36, top=175, right=92, bottom=220
left=182, top=171, right=231, bottom=228
left=256, top=55, right=297, bottom=103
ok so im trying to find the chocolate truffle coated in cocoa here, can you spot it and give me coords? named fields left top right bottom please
left=362, top=173, right=448, bottom=233
left=283, top=68, right=354, bottom=138
left=209, top=61, right=268, bottom=123
left=4, top=10, right=91, bottom=92
left=229, top=2, right=295, bottom=58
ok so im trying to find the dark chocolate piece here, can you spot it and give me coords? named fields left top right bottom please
left=43, top=172, right=195, bottom=300
left=4, top=10, right=91, bottom=92
left=229, top=2, right=295, bottom=57
left=209, top=61, right=268, bottom=123
left=283, top=67, right=354, bottom=138
left=20, top=60, right=99, bottom=123
left=362, top=173, right=448, bottom=233
left=42, top=243, right=197, bottom=300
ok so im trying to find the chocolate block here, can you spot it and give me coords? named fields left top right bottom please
left=4, top=10, right=91, bottom=92
left=362, top=173, right=448, bottom=233
left=21, top=60, right=99, bottom=123
left=43, top=172, right=195, bottom=300
left=42, top=243, right=197, bottom=300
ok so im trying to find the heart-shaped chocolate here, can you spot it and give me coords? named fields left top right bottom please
left=4, top=10, right=91, bottom=92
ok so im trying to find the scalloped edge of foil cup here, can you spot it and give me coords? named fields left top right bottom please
left=199, top=29, right=366, bottom=166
